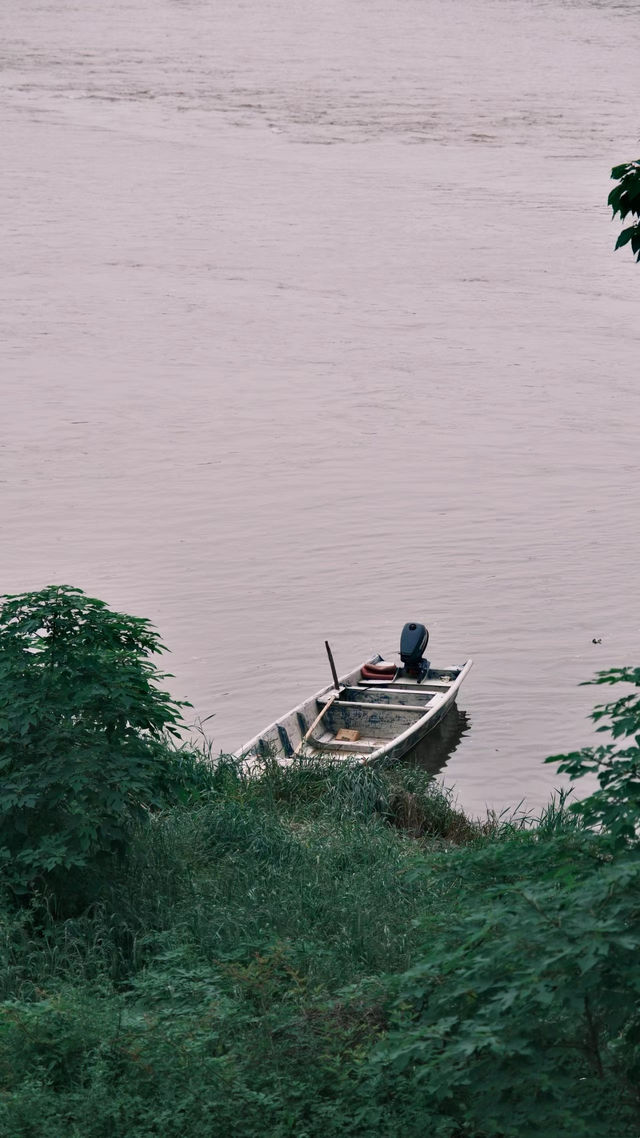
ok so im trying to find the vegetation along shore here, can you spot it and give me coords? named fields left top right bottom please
left=1, top=586, right=640, bottom=1137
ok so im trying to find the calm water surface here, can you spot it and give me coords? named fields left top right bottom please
left=2, top=0, right=639, bottom=814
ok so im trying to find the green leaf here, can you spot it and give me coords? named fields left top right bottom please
left=611, top=162, right=633, bottom=179
left=615, top=226, right=636, bottom=249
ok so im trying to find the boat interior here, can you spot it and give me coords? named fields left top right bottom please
left=245, top=623, right=466, bottom=762
left=298, top=668, right=460, bottom=756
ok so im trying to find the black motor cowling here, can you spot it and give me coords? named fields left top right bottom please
left=400, top=622, right=430, bottom=677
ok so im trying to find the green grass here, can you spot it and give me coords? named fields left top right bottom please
left=1, top=755, right=638, bottom=1138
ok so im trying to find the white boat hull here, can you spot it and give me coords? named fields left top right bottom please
left=235, top=655, right=473, bottom=766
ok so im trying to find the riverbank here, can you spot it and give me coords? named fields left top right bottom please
left=1, top=753, right=639, bottom=1137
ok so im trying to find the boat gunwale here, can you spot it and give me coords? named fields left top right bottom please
left=235, top=656, right=473, bottom=763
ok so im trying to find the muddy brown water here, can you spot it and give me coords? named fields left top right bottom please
left=2, top=0, right=639, bottom=815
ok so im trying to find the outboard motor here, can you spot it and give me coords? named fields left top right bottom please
left=400, top=622, right=430, bottom=681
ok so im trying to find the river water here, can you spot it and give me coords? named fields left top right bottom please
left=2, top=0, right=639, bottom=815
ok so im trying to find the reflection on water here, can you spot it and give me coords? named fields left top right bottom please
left=404, top=704, right=471, bottom=779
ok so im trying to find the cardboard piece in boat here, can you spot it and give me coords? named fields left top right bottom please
left=335, top=728, right=361, bottom=742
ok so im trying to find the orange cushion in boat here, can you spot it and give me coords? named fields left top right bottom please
left=361, top=663, right=397, bottom=680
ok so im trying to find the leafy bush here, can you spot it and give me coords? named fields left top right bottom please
left=548, top=666, right=640, bottom=847
left=374, top=831, right=639, bottom=1138
left=0, top=585, right=196, bottom=900
left=366, top=668, right=640, bottom=1137
left=609, top=160, right=640, bottom=261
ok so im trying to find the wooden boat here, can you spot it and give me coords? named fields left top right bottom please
left=235, top=622, right=472, bottom=766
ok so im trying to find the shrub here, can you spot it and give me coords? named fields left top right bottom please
left=547, top=666, right=640, bottom=848
left=0, top=585, right=195, bottom=900
left=609, top=160, right=640, bottom=261
left=377, top=840, right=640, bottom=1137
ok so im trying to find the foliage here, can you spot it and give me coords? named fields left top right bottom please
left=609, top=161, right=640, bottom=260
left=0, top=585, right=195, bottom=899
left=547, top=666, right=640, bottom=848
left=0, top=757, right=466, bottom=1137
left=377, top=838, right=640, bottom=1138
left=3, top=604, right=640, bottom=1135
left=0, top=738, right=638, bottom=1137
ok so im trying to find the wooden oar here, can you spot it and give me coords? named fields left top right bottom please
left=294, top=691, right=339, bottom=755
left=325, top=640, right=341, bottom=691
left=294, top=640, right=342, bottom=756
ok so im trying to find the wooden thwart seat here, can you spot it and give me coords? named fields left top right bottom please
left=341, top=699, right=429, bottom=713
left=318, top=694, right=431, bottom=714
left=312, top=733, right=377, bottom=754
left=358, top=678, right=453, bottom=691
